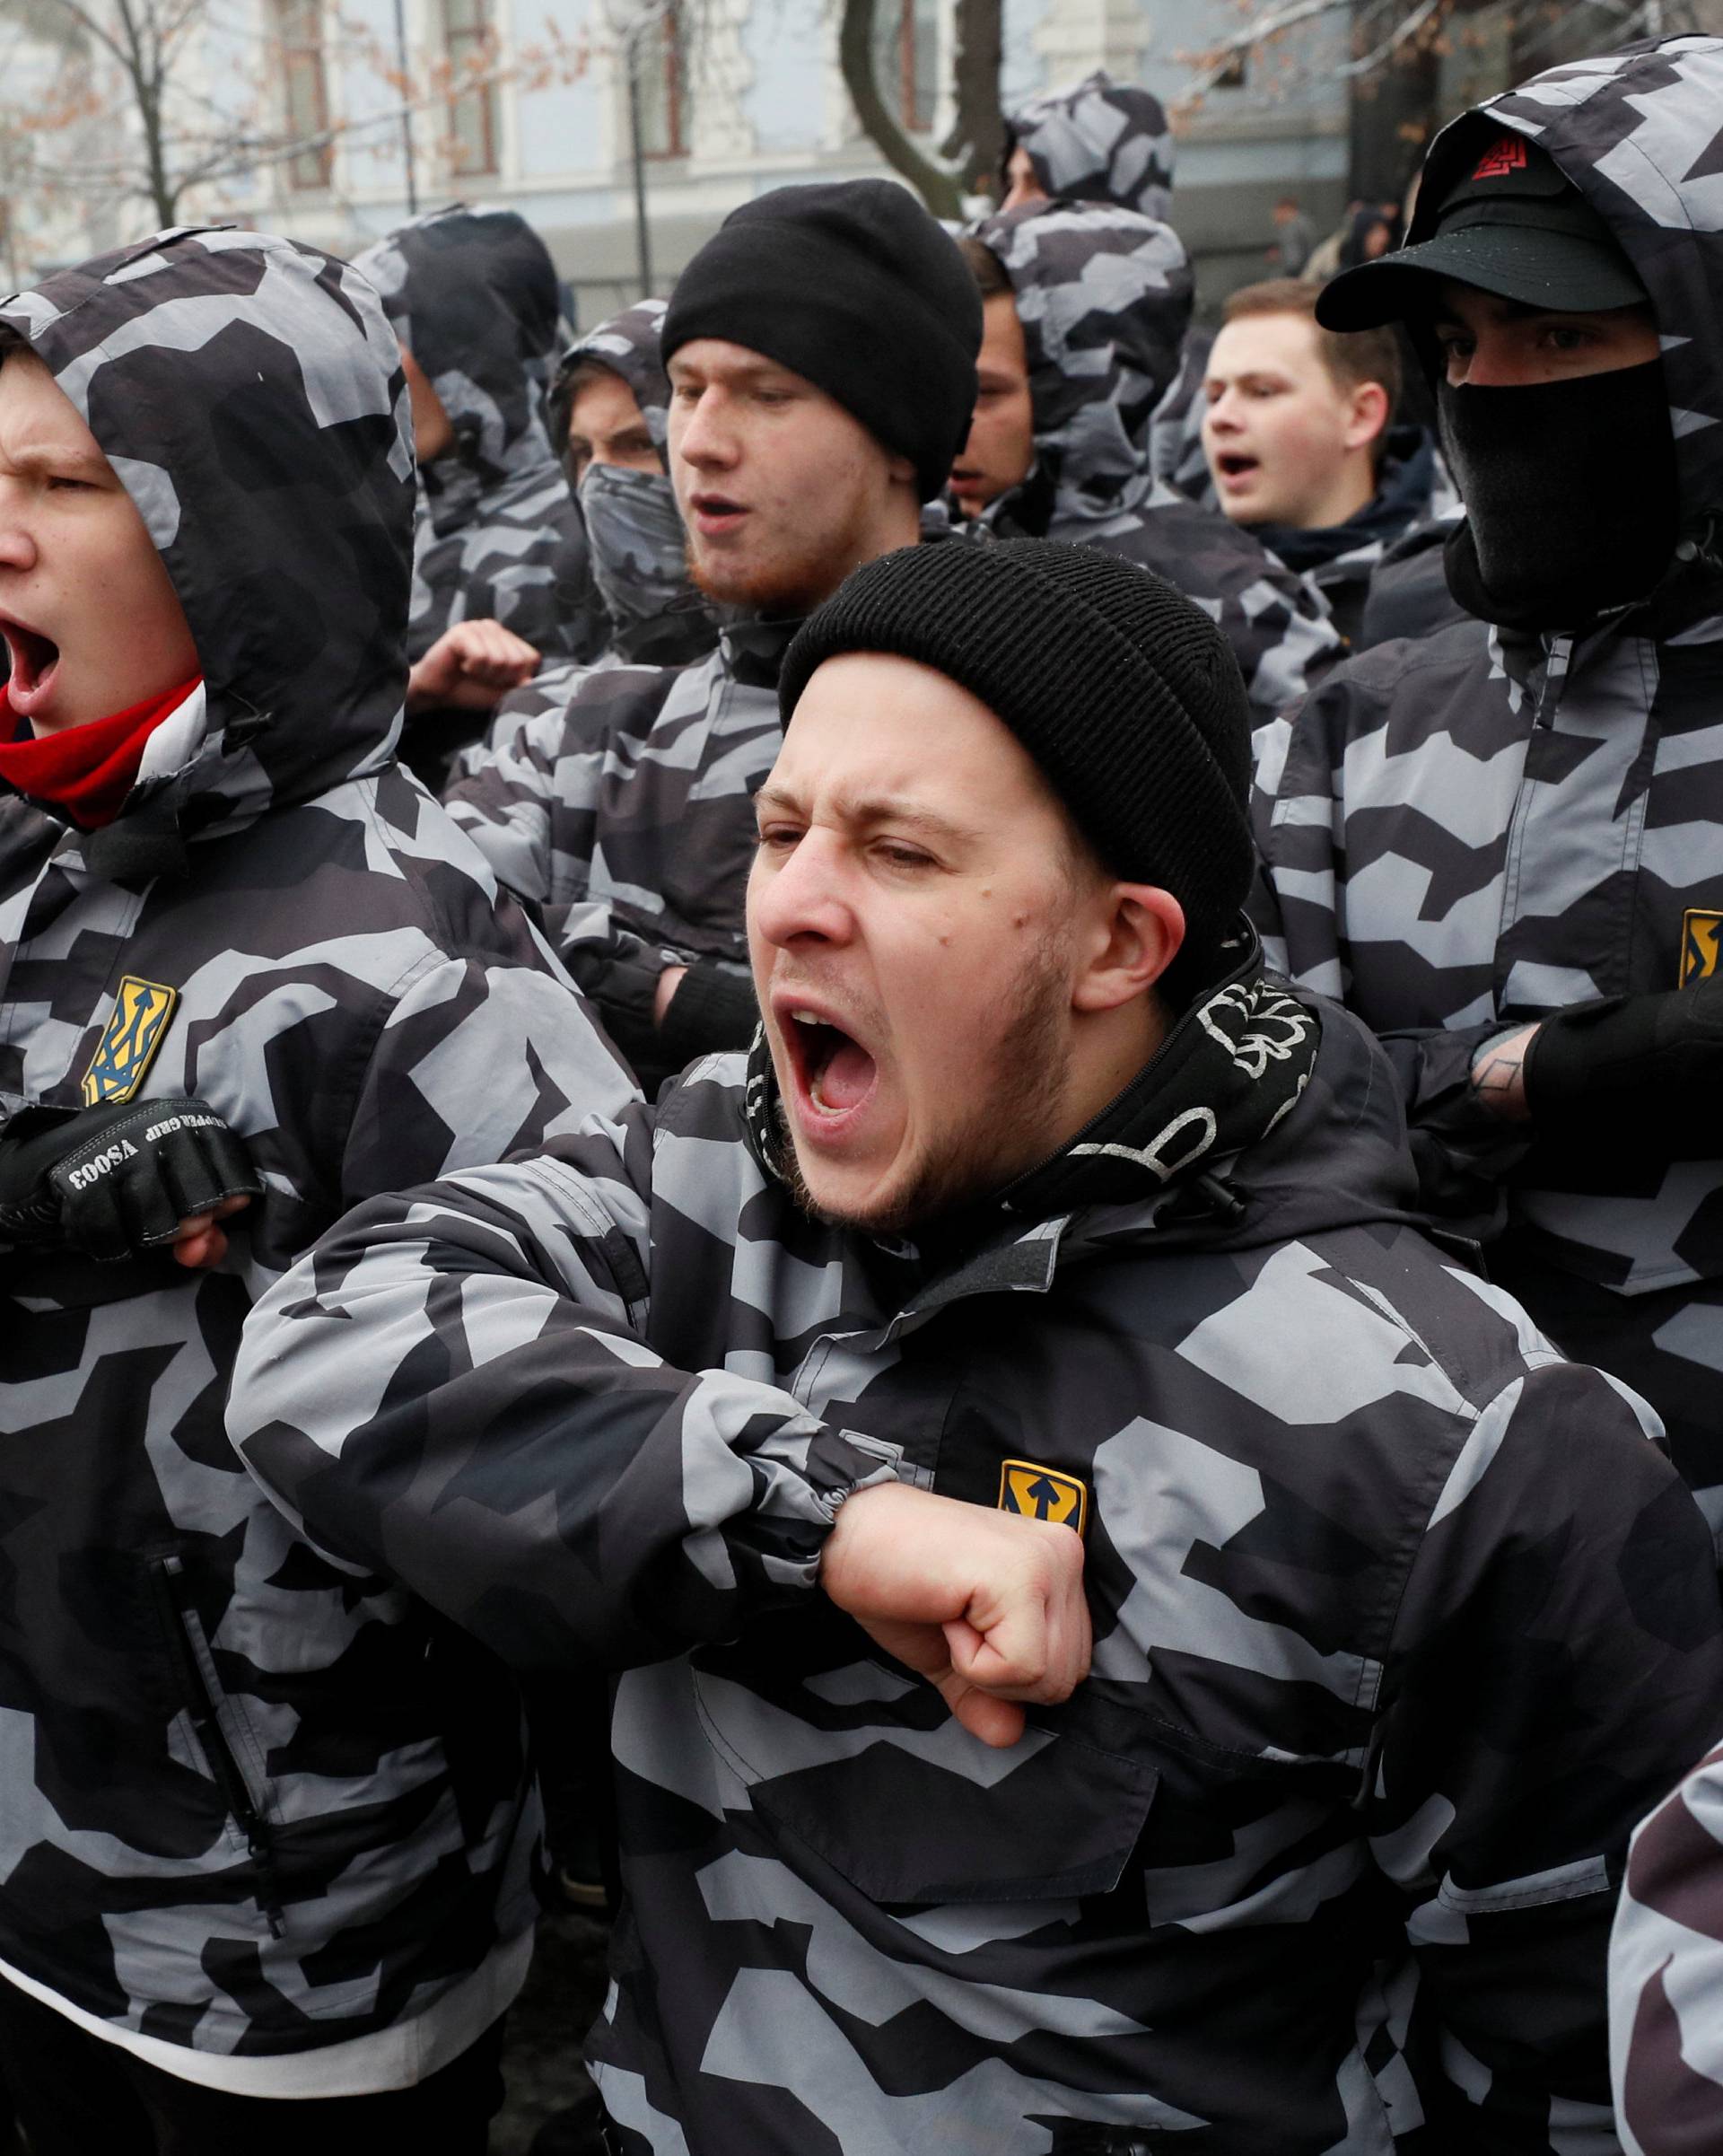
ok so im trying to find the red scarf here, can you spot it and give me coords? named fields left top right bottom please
left=0, top=677, right=203, bottom=830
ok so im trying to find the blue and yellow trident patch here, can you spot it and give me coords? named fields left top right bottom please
left=998, top=1459, right=1088, bottom=1536
left=1682, top=909, right=1723, bottom=987
left=81, top=977, right=179, bottom=1107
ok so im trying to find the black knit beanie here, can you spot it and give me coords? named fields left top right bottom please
left=660, top=181, right=982, bottom=504
left=779, top=539, right=1255, bottom=968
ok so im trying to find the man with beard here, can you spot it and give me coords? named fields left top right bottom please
left=232, top=539, right=1722, bottom=2152
left=951, top=205, right=1343, bottom=723
left=1251, top=35, right=1723, bottom=1538
left=444, top=180, right=980, bottom=1089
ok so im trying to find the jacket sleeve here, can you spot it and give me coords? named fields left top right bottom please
left=442, top=696, right=601, bottom=910
left=1252, top=674, right=1530, bottom=1231
left=335, top=930, right=638, bottom=1209
left=1368, top=1351, right=1723, bottom=2151
left=445, top=680, right=704, bottom=1061
left=227, top=1117, right=902, bottom=1670
left=1609, top=1740, right=1723, bottom=2156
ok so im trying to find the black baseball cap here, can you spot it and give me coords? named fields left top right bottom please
left=1317, top=124, right=1647, bottom=331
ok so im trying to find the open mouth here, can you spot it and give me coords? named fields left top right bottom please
left=782, top=1004, right=879, bottom=1123
left=690, top=493, right=748, bottom=531
left=1214, top=453, right=1260, bottom=483
left=0, top=618, right=61, bottom=713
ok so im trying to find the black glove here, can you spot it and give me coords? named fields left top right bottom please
left=1525, top=978, right=1723, bottom=1159
left=0, top=1099, right=264, bottom=1264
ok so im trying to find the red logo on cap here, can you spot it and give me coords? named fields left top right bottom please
left=1473, top=134, right=1528, bottom=180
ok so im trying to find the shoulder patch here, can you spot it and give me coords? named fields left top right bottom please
left=81, top=977, right=179, bottom=1107
left=998, top=1459, right=1088, bottom=1536
left=1682, top=908, right=1723, bottom=986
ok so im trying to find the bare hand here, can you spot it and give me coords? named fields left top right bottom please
left=1470, top=1022, right=1538, bottom=1120
left=171, top=1193, right=252, bottom=1270
left=818, top=1481, right=1090, bottom=1748
left=407, top=620, right=540, bottom=714
left=653, top=965, right=687, bottom=1027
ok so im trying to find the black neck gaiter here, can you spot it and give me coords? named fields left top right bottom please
left=1439, top=359, right=1680, bottom=633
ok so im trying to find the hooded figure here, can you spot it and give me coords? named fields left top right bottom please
left=1252, top=36, right=1723, bottom=1521
left=1000, top=69, right=1175, bottom=225
left=546, top=297, right=714, bottom=672
left=962, top=200, right=1343, bottom=717
left=355, top=204, right=602, bottom=674
left=0, top=226, right=634, bottom=2130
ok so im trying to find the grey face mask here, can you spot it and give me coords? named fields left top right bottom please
left=579, top=461, right=692, bottom=629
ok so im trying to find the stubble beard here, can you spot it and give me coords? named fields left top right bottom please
left=686, top=504, right=892, bottom=620
left=778, top=931, right=1075, bottom=1239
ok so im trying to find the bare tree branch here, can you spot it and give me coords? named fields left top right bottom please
left=836, top=0, right=964, bottom=219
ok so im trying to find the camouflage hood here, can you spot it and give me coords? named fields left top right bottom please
left=1002, top=69, right=1175, bottom=225
left=555, top=295, right=672, bottom=462
left=1417, top=34, right=1723, bottom=545
left=972, top=199, right=1193, bottom=526
left=355, top=203, right=565, bottom=538
left=0, top=225, right=415, bottom=838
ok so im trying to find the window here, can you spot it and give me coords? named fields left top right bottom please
left=444, top=0, right=500, bottom=177
left=274, top=0, right=332, bottom=191
left=631, top=5, right=685, bottom=161
left=872, top=0, right=939, bottom=133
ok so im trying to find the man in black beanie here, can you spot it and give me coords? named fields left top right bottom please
left=234, top=538, right=1720, bottom=2153
left=443, top=179, right=982, bottom=1088
left=1250, top=38, right=1723, bottom=1532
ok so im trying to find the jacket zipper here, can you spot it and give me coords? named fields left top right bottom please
left=146, top=1552, right=285, bottom=1937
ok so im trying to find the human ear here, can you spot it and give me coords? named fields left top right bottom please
left=1345, top=380, right=1390, bottom=455
left=1071, top=884, right=1185, bottom=1014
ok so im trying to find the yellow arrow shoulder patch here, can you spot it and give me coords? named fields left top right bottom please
left=82, top=977, right=179, bottom=1107
left=998, top=1459, right=1088, bottom=1536
left=1683, top=908, right=1723, bottom=987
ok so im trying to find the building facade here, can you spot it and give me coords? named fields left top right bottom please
left=0, top=0, right=1352, bottom=312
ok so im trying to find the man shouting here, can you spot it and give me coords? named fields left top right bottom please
left=232, top=539, right=1720, bottom=2152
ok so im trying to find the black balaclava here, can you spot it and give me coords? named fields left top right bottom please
left=1439, top=361, right=1680, bottom=632
left=1320, top=122, right=1680, bottom=635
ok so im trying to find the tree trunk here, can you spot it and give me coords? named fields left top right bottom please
left=1347, top=12, right=1440, bottom=206
left=940, top=0, right=1001, bottom=192
left=836, top=0, right=964, bottom=221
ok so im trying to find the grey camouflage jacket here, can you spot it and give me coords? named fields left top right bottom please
left=1609, top=1736, right=1723, bottom=2156
left=1251, top=35, right=1723, bottom=1526
left=1001, top=68, right=1175, bottom=226
left=967, top=201, right=1343, bottom=717
left=228, top=953, right=1723, bottom=2151
left=446, top=618, right=794, bottom=1086
left=355, top=204, right=601, bottom=670
left=0, top=228, right=635, bottom=2081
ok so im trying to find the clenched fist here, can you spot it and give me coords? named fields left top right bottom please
left=818, top=1480, right=1091, bottom=1747
left=407, top=619, right=541, bottom=714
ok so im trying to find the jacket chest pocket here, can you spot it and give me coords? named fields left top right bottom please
left=694, top=1652, right=1157, bottom=1906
